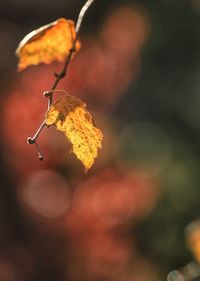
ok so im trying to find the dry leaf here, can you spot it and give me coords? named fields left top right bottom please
left=45, top=94, right=103, bottom=171
left=16, top=18, right=81, bottom=71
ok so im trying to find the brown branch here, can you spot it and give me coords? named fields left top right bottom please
left=48, top=40, right=77, bottom=108
left=27, top=0, right=96, bottom=160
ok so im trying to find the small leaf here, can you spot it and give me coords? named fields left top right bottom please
left=16, top=18, right=81, bottom=71
left=45, top=93, right=103, bottom=171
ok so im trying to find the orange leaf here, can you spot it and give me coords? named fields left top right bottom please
left=45, top=93, right=103, bottom=171
left=16, top=18, right=81, bottom=71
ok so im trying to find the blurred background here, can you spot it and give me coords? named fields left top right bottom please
left=0, top=0, right=200, bottom=280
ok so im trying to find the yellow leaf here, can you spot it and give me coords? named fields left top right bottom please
left=45, top=94, right=103, bottom=171
left=16, top=18, right=81, bottom=71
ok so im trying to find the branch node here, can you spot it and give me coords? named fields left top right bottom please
left=38, top=154, right=44, bottom=161
left=58, top=71, right=65, bottom=79
left=43, top=91, right=50, bottom=97
left=27, top=137, right=35, bottom=144
left=70, top=46, right=76, bottom=53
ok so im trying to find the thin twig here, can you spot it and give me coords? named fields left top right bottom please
left=75, top=0, right=95, bottom=33
left=48, top=42, right=76, bottom=108
left=43, top=89, right=68, bottom=97
left=35, top=141, right=44, bottom=161
left=27, top=0, right=96, bottom=160
left=27, top=120, right=46, bottom=144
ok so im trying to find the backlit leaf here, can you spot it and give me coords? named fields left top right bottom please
left=16, top=18, right=81, bottom=71
left=45, top=94, right=103, bottom=171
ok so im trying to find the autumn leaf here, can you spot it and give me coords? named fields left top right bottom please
left=16, top=18, right=81, bottom=71
left=45, top=93, right=103, bottom=171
